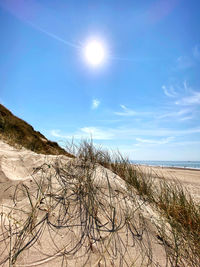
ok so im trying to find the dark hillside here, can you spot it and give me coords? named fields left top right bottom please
left=0, top=104, right=73, bottom=157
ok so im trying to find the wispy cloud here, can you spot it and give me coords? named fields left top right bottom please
left=80, top=127, right=113, bottom=139
left=175, top=91, right=200, bottom=106
left=50, top=130, right=67, bottom=139
left=114, top=104, right=151, bottom=117
left=162, top=81, right=200, bottom=107
left=182, top=80, right=190, bottom=93
left=91, top=99, right=100, bottom=109
left=180, top=116, right=193, bottom=121
left=158, top=108, right=191, bottom=119
left=162, top=85, right=177, bottom=97
left=50, top=126, right=200, bottom=142
left=114, top=105, right=137, bottom=116
left=50, top=127, right=113, bottom=140
left=175, top=44, right=200, bottom=71
left=136, top=136, right=174, bottom=146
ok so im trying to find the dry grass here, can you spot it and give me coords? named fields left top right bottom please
left=66, top=140, right=200, bottom=266
left=0, top=140, right=200, bottom=266
left=0, top=148, right=154, bottom=266
left=0, top=104, right=73, bottom=157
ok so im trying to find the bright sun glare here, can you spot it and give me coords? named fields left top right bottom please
left=84, top=40, right=105, bottom=66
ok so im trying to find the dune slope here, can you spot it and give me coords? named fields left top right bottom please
left=0, top=104, right=72, bottom=157
left=0, top=140, right=170, bottom=267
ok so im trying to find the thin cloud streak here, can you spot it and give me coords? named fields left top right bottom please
left=51, top=127, right=113, bottom=140
left=114, top=105, right=137, bottom=116
left=136, top=136, right=174, bottom=145
left=162, top=85, right=177, bottom=97
left=114, top=104, right=193, bottom=122
left=175, top=91, right=200, bottom=105
left=50, top=126, right=200, bottom=141
left=158, top=109, right=191, bottom=119
left=0, top=1, right=81, bottom=49
left=114, top=105, right=151, bottom=117
left=162, top=81, right=200, bottom=112
left=27, top=21, right=81, bottom=49
left=180, top=116, right=193, bottom=121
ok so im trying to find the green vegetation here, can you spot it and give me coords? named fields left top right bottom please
left=0, top=104, right=73, bottom=157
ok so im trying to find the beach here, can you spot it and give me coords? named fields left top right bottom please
left=1, top=139, right=200, bottom=203
left=137, top=164, right=200, bottom=203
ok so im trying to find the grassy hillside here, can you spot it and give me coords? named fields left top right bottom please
left=0, top=104, right=73, bottom=157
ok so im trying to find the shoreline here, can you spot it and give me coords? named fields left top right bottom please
left=134, top=164, right=200, bottom=203
left=133, top=163, right=200, bottom=171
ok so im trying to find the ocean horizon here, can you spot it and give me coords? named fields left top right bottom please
left=131, top=160, right=200, bottom=169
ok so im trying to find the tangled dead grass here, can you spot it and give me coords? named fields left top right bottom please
left=0, top=140, right=199, bottom=266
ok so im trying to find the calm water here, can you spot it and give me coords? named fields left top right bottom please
left=131, top=161, right=200, bottom=169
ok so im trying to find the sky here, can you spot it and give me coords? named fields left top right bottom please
left=0, top=0, right=200, bottom=160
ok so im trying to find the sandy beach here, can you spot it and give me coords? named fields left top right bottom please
left=137, top=164, right=200, bottom=203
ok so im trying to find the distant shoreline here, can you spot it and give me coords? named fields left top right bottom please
left=132, top=163, right=200, bottom=171
left=132, top=163, right=200, bottom=204
left=131, top=160, right=200, bottom=171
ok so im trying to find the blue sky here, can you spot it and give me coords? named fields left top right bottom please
left=0, top=0, right=200, bottom=160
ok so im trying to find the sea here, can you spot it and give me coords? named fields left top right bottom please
left=131, top=160, right=200, bottom=170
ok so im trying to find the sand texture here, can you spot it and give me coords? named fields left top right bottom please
left=0, top=140, right=199, bottom=266
left=137, top=165, right=200, bottom=203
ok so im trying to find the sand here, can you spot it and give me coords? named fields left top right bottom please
left=137, top=165, right=200, bottom=203
left=0, top=140, right=199, bottom=266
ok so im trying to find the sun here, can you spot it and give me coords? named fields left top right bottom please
left=84, top=40, right=106, bottom=66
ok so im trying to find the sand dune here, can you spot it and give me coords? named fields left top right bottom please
left=0, top=140, right=199, bottom=266
left=0, top=140, right=70, bottom=182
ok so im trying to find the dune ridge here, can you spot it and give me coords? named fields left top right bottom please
left=0, top=140, right=168, bottom=266
left=0, top=105, right=199, bottom=266
left=0, top=104, right=73, bottom=157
